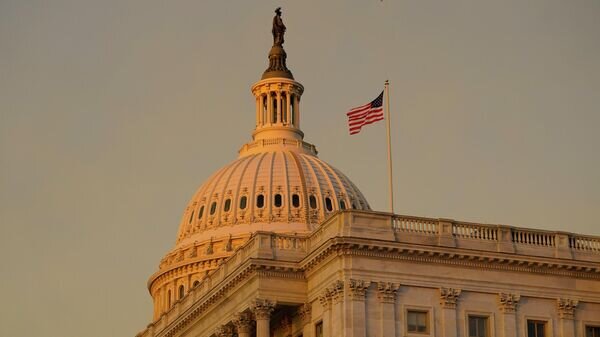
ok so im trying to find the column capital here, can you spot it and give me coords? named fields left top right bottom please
left=439, top=287, right=461, bottom=309
left=498, top=293, right=521, bottom=313
left=348, top=279, right=370, bottom=301
left=318, top=288, right=333, bottom=310
left=557, top=298, right=579, bottom=319
left=233, top=312, right=253, bottom=334
left=377, top=282, right=399, bottom=303
left=214, top=325, right=234, bottom=337
left=330, top=280, right=345, bottom=304
left=298, top=302, right=312, bottom=326
left=251, top=299, right=276, bottom=320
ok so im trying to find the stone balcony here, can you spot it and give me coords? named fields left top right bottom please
left=137, top=210, right=600, bottom=337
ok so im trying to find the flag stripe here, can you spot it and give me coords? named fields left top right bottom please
left=345, top=91, right=384, bottom=135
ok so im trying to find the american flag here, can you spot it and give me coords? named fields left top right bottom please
left=346, top=91, right=384, bottom=135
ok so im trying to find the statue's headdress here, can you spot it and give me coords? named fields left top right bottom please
left=275, top=7, right=282, bottom=15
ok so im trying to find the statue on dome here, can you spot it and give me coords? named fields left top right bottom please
left=272, top=7, right=286, bottom=46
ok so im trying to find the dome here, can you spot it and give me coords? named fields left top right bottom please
left=175, top=149, right=370, bottom=248
left=148, top=18, right=371, bottom=319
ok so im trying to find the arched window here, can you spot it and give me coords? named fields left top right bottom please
left=257, top=194, right=265, bottom=208
left=352, top=203, right=357, bottom=210
left=309, top=195, right=317, bottom=209
left=292, top=194, right=300, bottom=208
left=325, top=197, right=333, bottom=212
left=188, top=211, right=194, bottom=224
left=178, top=285, right=185, bottom=299
left=198, top=206, right=204, bottom=219
left=274, top=194, right=283, bottom=207
left=239, top=196, right=247, bottom=209
left=224, top=199, right=231, bottom=212
left=340, top=200, right=346, bottom=210
left=210, top=202, right=217, bottom=215
left=193, top=280, right=200, bottom=288
left=167, top=290, right=171, bottom=308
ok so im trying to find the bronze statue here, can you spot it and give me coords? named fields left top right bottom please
left=272, top=7, right=286, bottom=46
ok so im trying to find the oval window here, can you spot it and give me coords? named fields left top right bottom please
left=224, top=199, right=231, bottom=212
left=239, top=196, right=247, bottom=210
left=274, top=194, right=282, bottom=207
left=340, top=200, right=346, bottom=210
left=309, top=195, right=317, bottom=209
left=198, top=206, right=204, bottom=218
left=210, top=202, right=217, bottom=215
left=257, top=195, right=265, bottom=208
left=325, top=197, right=333, bottom=212
left=189, top=211, right=194, bottom=224
left=292, top=194, right=300, bottom=208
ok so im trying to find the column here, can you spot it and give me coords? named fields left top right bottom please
left=299, top=303, right=313, bottom=337
left=330, top=281, right=344, bottom=337
left=439, top=287, right=461, bottom=337
left=498, top=293, right=520, bottom=337
left=294, top=95, right=300, bottom=129
left=256, top=96, right=261, bottom=127
left=319, top=288, right=333, bottom=337
left=276, top=91, right=282, bottom=124
left=287, top=93, right=293, bottom=127
left=233, top=312, right=253, bottom=337
left=252, top=299, right=275, bottom=337
left=347, top=279, right=369, bottom=337
left=377, top=282, right=398, bottom=337
left=214, top=325, right=234, bottom=337
left=266, top=92, right=273, bottom=125
left=557, top=298, right=578, bottom=337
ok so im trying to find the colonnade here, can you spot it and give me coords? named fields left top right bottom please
left=255, top=90, right=300, bottom=128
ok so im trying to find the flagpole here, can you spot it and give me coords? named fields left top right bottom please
left=384, top=80, right=395, bottom=214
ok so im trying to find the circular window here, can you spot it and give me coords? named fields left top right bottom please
left=256, top=195, right=265, bottom=208
left=210, top=202, right=217, bottom=215
left=292, top=194, right=300, bottom=208
left=325, top=197, right=333, bottom=212
left=274, top=194, right=283, bottom=207
left=239, top=196, right=247, bottom=210
left=309, top=195, right=317, bottom=209
left=224, top=199, right=231, bottom=212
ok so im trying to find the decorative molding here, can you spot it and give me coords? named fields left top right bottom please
left=376, top=282, right=399, bottom=303
left=251, top=298, right=276, bottom=320
left=233, top=312, right=253, bottom=334
left=298, top=303, right=312, bottom=326
left=557, top=298, right=579, bottom=319
left=330, top=280, right=345, bottom=304
left=439, top=287, right=461, bottom=309
left=318, top=288, right=332, bottom=310
left=498, top=293, right=521, bottom=313
left=348, top=279, right=370, bottom=301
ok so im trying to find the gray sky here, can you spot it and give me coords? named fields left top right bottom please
left=1, top=1, right=599, bottom=336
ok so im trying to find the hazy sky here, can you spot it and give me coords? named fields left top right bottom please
left=1, top=1, right=599, bottom=336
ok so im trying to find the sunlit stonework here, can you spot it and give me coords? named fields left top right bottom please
left=138, top=10, right=600, bottom=337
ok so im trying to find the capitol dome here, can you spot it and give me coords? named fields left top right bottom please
left=148, top=24, right=370, bottom=319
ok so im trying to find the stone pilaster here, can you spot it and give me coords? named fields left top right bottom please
left=233, top=312, right=253, bottom=337
left=498, top=293, right=520, bottom=337
left=251, top=299, right=275, bottom=337
left=557, top=298, right=578, bottom=337
left=319, top=288, right=333, bottom=337
left=214, top=325, right=234, bottom=337
left=299, top=303, right=313, bottom=337
left=439, top=288, right=461, bottom=337
left=330, top=280, right=345, bottom=337
left=377, top=282, right=398, bottom=337
left=347, top=279, right=370, bottom=337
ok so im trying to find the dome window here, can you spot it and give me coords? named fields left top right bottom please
left=274, top=194, right=283, bottom=207
left=256, top=194, right=265, bottom=208
left=224, top=199, right=231, bottom=212
left=309, top=195, right=317, bottom=209
left=198, top=206, right=204, bottom=219
left=193, top=280, right=200, bottom=288
left=210, top=202, right=217, bottom=215
left=188, top=211, right=194, bottom=224
left=178, top=285, right=185, bottom=299
left=325, top=197, right=333, bottom=212
left=340, top=200, right=346, bottom=210
left=352, top=203, right=357, bottom=210
left=239, top=196, right=247, bottom=210
left=292, top=194, right=300, bottom=208
left=167, top=290, right=172, bottom=308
